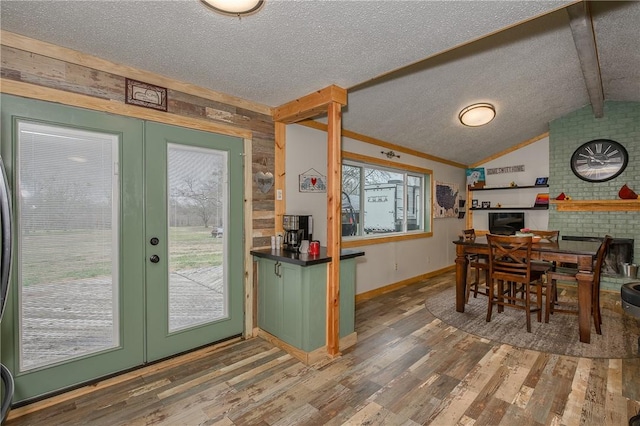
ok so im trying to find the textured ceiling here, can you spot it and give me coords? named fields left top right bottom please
left=1, top=0, right=639, bottom=165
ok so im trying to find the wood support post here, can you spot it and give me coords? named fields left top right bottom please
left=274, top=122, right=286, bottom=235
left=326, top=101, right=343, bottom=357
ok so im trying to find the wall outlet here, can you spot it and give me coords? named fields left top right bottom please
left=276, top=189, right=282, bottom=200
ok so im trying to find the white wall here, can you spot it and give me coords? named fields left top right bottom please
left=285, top=125, right=329, bottom=243
left=286, top=124, right=467, bottom=295
left=470, top=137, right=550, bottom=231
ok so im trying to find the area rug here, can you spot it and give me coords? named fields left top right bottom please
left=424, top=286, right=640, bottom=359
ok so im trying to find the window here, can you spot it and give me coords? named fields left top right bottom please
left=342, top=155, right=431, bottom=239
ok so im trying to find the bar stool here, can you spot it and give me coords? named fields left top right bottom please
left=463, top=229, right=490, bottom=303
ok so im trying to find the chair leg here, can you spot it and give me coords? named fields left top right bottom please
left=593, top=294, right=602, bottom=335
left=524, top=284, right=532, bottom=332
left=545, top=279, right=553, bottom=323
left=536, top=281, right=542, bottom=324
left=486, top=277, right=494, bottom=323
left=473, top=266, right=480, bottom=298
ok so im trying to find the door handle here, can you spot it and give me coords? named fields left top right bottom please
left=149, top=254, right=160, bottom=263
left=274, top=261, right=281, bottom=277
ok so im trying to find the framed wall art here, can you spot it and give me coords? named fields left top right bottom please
left=125, top=78, right=167, bottom=111
left=299, top=168, right=326, bottom=192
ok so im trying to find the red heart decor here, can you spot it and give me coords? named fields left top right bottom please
left=311, top=177, right=317, bottom=186
left=619, top=184, right=638, bottom=199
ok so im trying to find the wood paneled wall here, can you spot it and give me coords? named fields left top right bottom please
left=0, top=36, right=276, bottom=249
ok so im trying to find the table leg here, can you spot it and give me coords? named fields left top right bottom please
left=455, top=245, right=468, bottom=313
left=576, top=271, right=594, bottom=343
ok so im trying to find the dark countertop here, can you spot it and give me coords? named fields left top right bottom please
left=250, top=247, right=365, bottom=266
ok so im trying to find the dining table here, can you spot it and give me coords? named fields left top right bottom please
left=453, top=236, right=603, bottom=343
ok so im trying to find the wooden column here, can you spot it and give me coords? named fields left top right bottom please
left=326, top=101, right=342, bottom=356
left=274, top=122, right=286, bottom=235
left=273, top=85, right=347, bottom=358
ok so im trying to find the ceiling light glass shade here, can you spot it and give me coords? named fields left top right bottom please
left=201, top=0, right=264, bottom=15
left=458, top=103, right=496, bottom=127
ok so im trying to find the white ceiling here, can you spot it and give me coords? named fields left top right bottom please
left=1, top=0, right=639, bottom=165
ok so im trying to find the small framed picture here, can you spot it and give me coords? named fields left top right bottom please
left=471, top=199, right=479, bottom=208
left=481, top=201, right=491, bottom=209
left=535, top=177, right=548, bottom=186
left=125, top=78, right=167, bottom=111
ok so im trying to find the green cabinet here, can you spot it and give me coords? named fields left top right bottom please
left=254, top=254, right=359, bottom=353
left=257, top=258, right=326, bottom=351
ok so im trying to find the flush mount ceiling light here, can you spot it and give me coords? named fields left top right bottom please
left=458, top=103, right=496, bottom=127
left=200, top=0, right=264, bottom=16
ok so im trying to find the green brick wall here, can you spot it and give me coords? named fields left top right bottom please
left=549, top=101, right=640, bottom=290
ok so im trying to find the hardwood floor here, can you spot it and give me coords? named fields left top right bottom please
left=7, top=271, right=640, bottom=425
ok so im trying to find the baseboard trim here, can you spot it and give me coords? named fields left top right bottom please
left=355, top=265, right=455, bottom=303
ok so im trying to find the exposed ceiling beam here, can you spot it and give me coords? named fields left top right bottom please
left=273, top=85, right=347, bottom=124
left=567, top=2, right=604, bottom=118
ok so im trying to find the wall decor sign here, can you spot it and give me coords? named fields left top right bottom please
left=299, top=168, right=326, bottom=192
left=125, top=78, right=167, bottom=111
left=486, top=165, right=525, bottom=175
left=434, top=181, right=459, bottom=218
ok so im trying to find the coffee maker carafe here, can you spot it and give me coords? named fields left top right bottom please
left=282, top=215, right=312, bottom=252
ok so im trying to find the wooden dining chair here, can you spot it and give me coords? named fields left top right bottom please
left=463, top=229, right=490, bottom=303
left=486, top=234, right=546, bottom=332
left=545, top=235, right=612, bottom=335
left=530, top=230, right=559, bottom=242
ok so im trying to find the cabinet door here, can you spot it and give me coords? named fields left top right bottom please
left=339, top=258, right=356, bottom=338
left=257, top=259, right=282, bottom=336
left=280, top=262, right=303, bottom=346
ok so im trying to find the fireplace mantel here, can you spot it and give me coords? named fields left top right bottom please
left=551, top=199, right=640, bottom=212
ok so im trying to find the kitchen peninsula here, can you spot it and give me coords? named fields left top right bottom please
left=251, top=247, right=364, bottom=364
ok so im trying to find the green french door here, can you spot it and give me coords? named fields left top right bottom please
left=144, top=122, right=244, bottom=362
left=0, top=95, right=244, bottom=403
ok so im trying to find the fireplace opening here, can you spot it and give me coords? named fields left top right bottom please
left=562, top=236, right=634, bottom=276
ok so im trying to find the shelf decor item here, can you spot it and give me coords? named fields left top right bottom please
left=535, top=177, right=548, bottom=186
left=619, top=184, right=638, bottom=199
left=534, top=193, right=549, bottom=208
left=466, top=167, right=486, bottom=190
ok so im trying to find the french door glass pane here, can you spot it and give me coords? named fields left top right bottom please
left=167, top=144, right=228, bottom=332
left=17, top=121, right=119, bottom=371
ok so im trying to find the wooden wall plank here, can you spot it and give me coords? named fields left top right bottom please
left=1, top=30, right=272, bottom=116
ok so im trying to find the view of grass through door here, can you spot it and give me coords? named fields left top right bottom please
left=0, top=95, right=244, bottom=403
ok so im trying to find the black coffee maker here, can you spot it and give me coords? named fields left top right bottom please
left=283, top=215, right=313, bottom=251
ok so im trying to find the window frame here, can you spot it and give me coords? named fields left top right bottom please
left=341, top=151, right=433, bottom=248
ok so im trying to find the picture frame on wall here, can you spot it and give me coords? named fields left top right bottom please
left=125, top=78, right=168, bottom=111
left=481, top=201, right=491, bottom=209
left=299, top=168, right=327, bottom=192
left=466, top=167, right=486, bottom=189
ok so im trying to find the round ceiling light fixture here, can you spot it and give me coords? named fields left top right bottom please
left=200, top=0, right=264, bottom=16
left=458, top=103, right=496, bottom=127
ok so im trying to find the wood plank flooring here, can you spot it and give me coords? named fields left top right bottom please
left=7, top=271, right=640, bottom=425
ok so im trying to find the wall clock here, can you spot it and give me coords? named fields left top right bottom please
left=570, top=139, right=628, bottom=182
